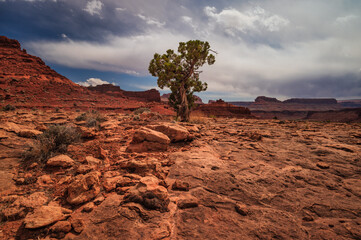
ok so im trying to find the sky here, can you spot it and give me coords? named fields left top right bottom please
left=1, top=0, right=361, bottom=101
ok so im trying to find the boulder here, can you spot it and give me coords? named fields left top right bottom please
left=12, top=192, right=48, bottom=209
left=85, top=156, right=101, bottom=166
left=70, top=217, right=84, bottom=233
left=102, top=175, right=137, bottom=192
left=37, top=175, right=54, bottom=186
left=66, top=172, right=101, bottom=205
left=119, top=158, right=160, bottom=176
left=177, top=195, right=199, bottom=209
left=0, top=122, right=22, bottom=133
left=132, top=127, right=170, bottom=144
left=47, top=155, right=75, bottom=168
left=123, top=175, right=169, bottom=212
left=82, top=202, right=95, bottom=212
left=235, top=203, right=248, bottom=216
left=24, top=206, right=72, bottom=229
left=172, top=180, right=190, bottom=191
left=18, top=129, right=42, bottom=138
left=149, top=123, right=191, bottom=142
left=50, top=220, right=72, bottom=233
left=1, top=206, right=26, bottom=220
left=127, top=127, right=170, bottom=152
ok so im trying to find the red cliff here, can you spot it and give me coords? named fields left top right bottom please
left=0, top=36, right=144, bottom=110
left=194, top=99, right=254, bottom=118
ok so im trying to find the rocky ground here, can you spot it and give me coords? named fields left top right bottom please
left=0, top=109, right=360, bottom=240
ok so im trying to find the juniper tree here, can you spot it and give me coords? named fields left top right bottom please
left=148, top=40, right=215, bottom=122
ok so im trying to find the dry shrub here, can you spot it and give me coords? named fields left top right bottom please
left=190, top=111, right=209, bottom=124
left=2, top=104, right=16, bottom=111
left=76, top=110, right=105, bottom=129
left=23, top=124, right=80, bottom=164
left=246, top=131, right=263, bottom=141
left=133, top=107, right=151, bottom=115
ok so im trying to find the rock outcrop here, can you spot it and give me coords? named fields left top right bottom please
left=0, top=109, right=360, bottom=239
left=193, top=99, right=254, bottom=118
left=24, top=206, right=72, bottom=229
left=88, top=84, right=161, bottom=102
left=255, top=96, right=282, bottom=103
left=0, top=36, right=149, bottom=110
left=66, top=172, right=101, bottom=205
left=283, top=98, right=337, bottom=104
left=148, top=123, right=192, bottom=142
left=126, top=127, right=170, bottom=152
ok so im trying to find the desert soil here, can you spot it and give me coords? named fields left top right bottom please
left=0, top=109, right=360, bottom=240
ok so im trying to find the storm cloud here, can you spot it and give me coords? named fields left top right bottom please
left=1, top=0, right=360, bottom=100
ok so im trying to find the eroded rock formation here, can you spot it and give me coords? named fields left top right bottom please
left=0, top=36, right=171, bottom=112
left=194, top=99, right=254, bottom=118
left=88, top=84, right=161, bottom=102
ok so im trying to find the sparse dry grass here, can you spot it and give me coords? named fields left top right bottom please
left=190, top=111, right=210, bottom=124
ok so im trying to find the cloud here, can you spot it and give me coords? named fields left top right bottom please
left=84, top=0, right=103, bottom=16
left=29, top=31, right=187, bottom=75
left=17, top=0, right=361, bottom=100
left=336, top=15, right=358, bottom=24
left=77, top=77, right=111, bottom=87
left=204, top=6, right=289, bottom=36
left=137, top=14, right=165, bottom=28
left=24, top=0, right=57, bottom=2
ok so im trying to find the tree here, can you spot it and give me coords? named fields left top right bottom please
left=148, top=40, right=215, bottom=122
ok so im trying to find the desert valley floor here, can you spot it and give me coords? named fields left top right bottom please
left=0, top=109, right=360, bottom=239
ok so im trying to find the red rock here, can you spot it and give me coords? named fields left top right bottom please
left=50, top=220, right=72, bottom=233
left=24, top=206, right=72, bottom=229
left=18, top=129, right=42, bottom=138
left=1, top=206, right=26, bottom=220
left=85, top=156, right=101, bottom=166
left=46, top=155, right=75, bottom=168
left=37, top=175, right=54, bottom=185
left=88, top=84, right=161, bottom=102
left=149, top=123, right=191, bottom=142
left=193, top=99, right=254, bottom=118
left=0, top=36, right=151, bottom=110
left=12, top=192, right=48, bottom=209
left=82, top=202, right=95, bottom=212
left=103, top=175, right=136, bottom=192
left=66, top=172, right=100, bottom=205
left=127, top=127, right=170, bottom=152
left=70, top=218, right=84, bottom=233
left=124, top=175, right=169, bottom=212
left=316, top=162, right=330, bottom=169
left=235, top=203, right=248, bottom=216
left=177, top=195, right=199, bottom=209
left=172, top=180, right=190, bottom=191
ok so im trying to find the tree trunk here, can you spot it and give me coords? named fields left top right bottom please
left=179, top=84, right=189, bottom=122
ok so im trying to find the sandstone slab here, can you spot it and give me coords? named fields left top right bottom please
left=149, top=123, right=191, bottom=142
left=67, top=172, right=100, bottom=205
left=127, top=127, right=170, bottom=152
left=47, top=155, right=75, bottom=168
left=24, top=206, right=72, bottom=229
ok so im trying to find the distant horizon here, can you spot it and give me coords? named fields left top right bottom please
left=1, top=0, right=360, bottom=101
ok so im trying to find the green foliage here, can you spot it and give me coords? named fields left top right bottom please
left=149, top=40, right=215, bottom=122
left=75, top=110, right=105, bottom=129
left=23, top=124, right=80, bottom=164
left=2, top=104, right=16, bottom=111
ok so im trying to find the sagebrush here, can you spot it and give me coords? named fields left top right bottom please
left=75, top=110, right=105, bottom=129
left=23, top=124, right=80, bottom=164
